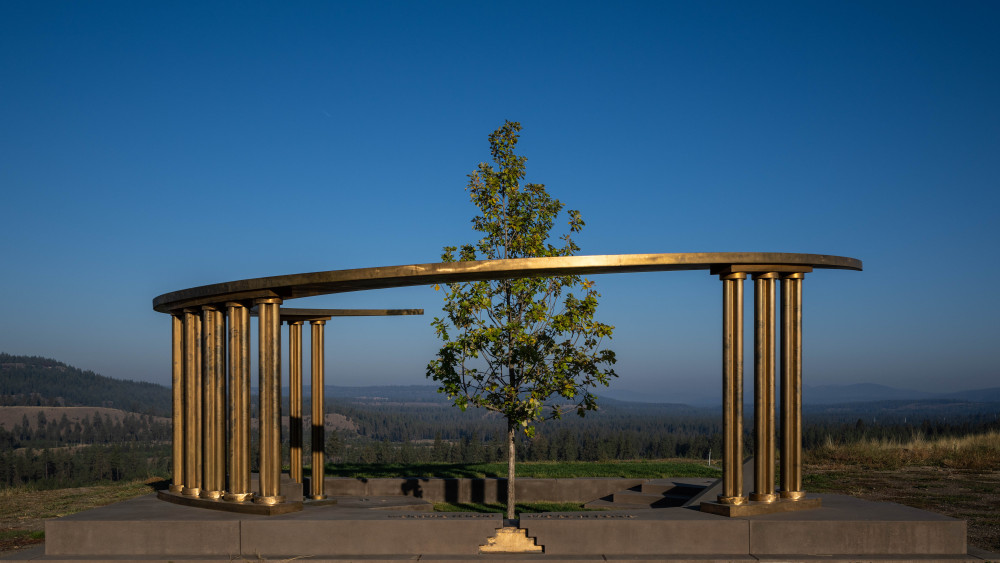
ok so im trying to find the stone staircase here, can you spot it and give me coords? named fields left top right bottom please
left=583, top=477, right=716, bottom=509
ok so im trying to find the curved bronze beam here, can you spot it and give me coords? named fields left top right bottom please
left=153, top=253, right=861, bottom=313
left=248, top=308, right=425, bottom=323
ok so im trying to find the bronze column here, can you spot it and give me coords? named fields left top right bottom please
left=751, top=273, right=778, bottom=502
left=224, top=302, right=252, bottom=502
left=255, top=297, right=285, bottom=505
left=201, top=306, right=225, bottom=499
left=719, top=272, right=746, bottom=505
left=288, top=321, right=304, bottom=484
left=310, top=320, right=327, bottom=500
left=170, top=314, right=184, bottom=493
left=182, top=308, right=202, bottom=497
left=780, top=273, right=805, bottom=500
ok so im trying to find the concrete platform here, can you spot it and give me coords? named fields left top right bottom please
left=3, top=492, right=994, bottom=562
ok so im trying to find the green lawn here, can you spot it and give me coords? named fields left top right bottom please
left=322, top=459, right=720, bottom=479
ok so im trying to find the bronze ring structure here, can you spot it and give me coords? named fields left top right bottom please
left=153, top=252, right=862, bottom=516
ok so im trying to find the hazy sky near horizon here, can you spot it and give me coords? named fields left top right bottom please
left=1, top=1, right=997, bottom=403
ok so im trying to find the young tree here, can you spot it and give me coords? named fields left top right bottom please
left=427, top=120, right=616, bottom=521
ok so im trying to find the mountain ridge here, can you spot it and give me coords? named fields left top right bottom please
left=4, top=353, right=997, bottom=418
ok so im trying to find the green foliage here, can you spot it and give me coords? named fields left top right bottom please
left=427, top=121, right=616, bottom=436
left=0, top=443, right=171, bottom=489
left=0, top=410, right=171, bottom=452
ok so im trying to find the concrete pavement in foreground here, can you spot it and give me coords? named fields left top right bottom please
left=2, top=491, right=998, bottom=562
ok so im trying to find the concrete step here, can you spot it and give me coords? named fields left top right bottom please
left=581, top=498, right=653, bottom=510
left=610, top=490, right=666, bottom=505
left=638, top=482, right=705, bottom=496
left=594, top=479, right=710, bottom=509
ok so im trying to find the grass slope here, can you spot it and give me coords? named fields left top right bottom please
left=0, top=476, right=169, bottom=553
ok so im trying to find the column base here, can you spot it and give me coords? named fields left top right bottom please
left=168, top=483, right=184, bottom=494
left=305, top=496, right=338, bottom=507
left=716, top=495, right=747, bottom=505
left=702, top=496, right=821, bottom=517
left=199, top=490, right=224, bottom=500
left=158, top=490, right=301, bottom=515
left=780, top=489, right=807, bottom=500
left=749, top=492, right=778, bottom=503
left=223, top=491, right=254, bottom=502
left=253, top=495, right=286, bottom=506
left=181, top=486, right=201, bottom=497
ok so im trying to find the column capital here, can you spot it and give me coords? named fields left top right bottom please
left=225, top=300, right=251, bottom=309
left=751, top=272, right=780, bottom=280
left=719, top=272, right=747, bottom=281
left=286, top=320, right=305, bottom=326
left=309, top=319, right=327, bottom=326
left=712, top=265, right=813, bottom=276
left=201, top=304, right=221, bottom=312
left=780, top=272, right=807, bottom=280
left=255, top=297, right=283, bottom=305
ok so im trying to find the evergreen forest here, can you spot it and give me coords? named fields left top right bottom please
left=2, top=353, right=999, bottom=490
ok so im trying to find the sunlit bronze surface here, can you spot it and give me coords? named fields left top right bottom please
left=153, top=253, right=860, bottom=312
left=751, top=273, right=777, bottom=503
left=278, top=308, right=424, bottom=321
left=255, top=298, right=284, bottom=506
left=181, top=309, right=201, bottom=497
left=780, top=273, right=805, bottom=499
left=289, top=321, right=303, bottom=484
left=169, top=314, right=184, bottom=493
left=154, top=253, right=860, bottom=515
left=158, top=490, right=302, bottom=515
left=310, top=320, right=327, bottom=500
left=718, top=273, right=746, bottom=505
left=200, top=306, right=225, bottom=500
left=700, top=496, right=821, bottom=517
left=248, top=308, right=424, bottom=323
left=224, top=302, right=252, bottom=503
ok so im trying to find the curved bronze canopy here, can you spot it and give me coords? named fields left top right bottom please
left=157, top=250, right=862, bottom=515
left=152, top=252, right=862, bottom=313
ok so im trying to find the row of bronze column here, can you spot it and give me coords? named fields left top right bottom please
left=169, top=297, right=328, bottom=506
left=718, top=270, right=806, bottom=505
left=286, top=318, right=327, bottom=495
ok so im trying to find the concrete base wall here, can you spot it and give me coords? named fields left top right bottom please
left=35, top=492, right=973, bottom=561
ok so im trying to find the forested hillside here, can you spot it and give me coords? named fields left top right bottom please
left=0, top=353, right=170, bottom=416
left=2, top=352, right=999, bottom=491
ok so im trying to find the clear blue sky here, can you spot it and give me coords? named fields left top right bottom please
left=2, top=1, right=997, bottom=403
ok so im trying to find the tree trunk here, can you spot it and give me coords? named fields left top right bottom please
left=506, top=422, right=516, bottom=522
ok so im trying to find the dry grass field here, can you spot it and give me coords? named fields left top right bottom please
left=805, top=431, right=1000, bottom=553
left=0, top=477, right=168, bottom=553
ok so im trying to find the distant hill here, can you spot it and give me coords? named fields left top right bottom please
left=307, top=383, right=711, bottom=416
left=804, top=383, right=936, bottom=404
left=0, top=353, right=171, bottom=417
left=938, top=387, right=1000, bottom=403
left=0, top=405, right=169, bottom=430
left=804, top=383, right=1000, bottom=406
left=327, top=384, right=448, bottom=404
